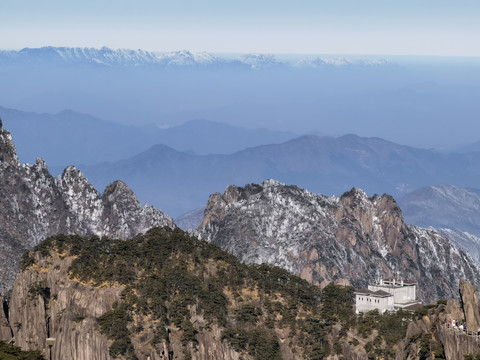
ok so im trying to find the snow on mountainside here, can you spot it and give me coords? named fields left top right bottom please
left=0, top=46, right=220, bottom=67
left=196, top=180, right=480, bottom=303
left=399, top=185, right=480, bottom=237
left=0, top=46, right=392, bottom=69
left=398, top=185, right=480, bottom=266
left=0, top=120, right=174, bottom=294
left=79, top=132, right=480, bottom=217
left=295, top=57, right=392, bottom=68
left=436, top=228, right=480, bottom=266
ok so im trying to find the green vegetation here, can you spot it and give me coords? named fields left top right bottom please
left=0, top=341, right=45, bottom=360
left=97, top=302, right=137, bottom=359
left=222, top=328, right=281, bottom=360
left=20, top=252, right=35, bottom=271
left=27, top=281, right=50, bottom=303
left=414, top=304, right=437, bottom=319
left=357, top=309, right=414, bottom=358
left=24, top=227, right=417, bottom=359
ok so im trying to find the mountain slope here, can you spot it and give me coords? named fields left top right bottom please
left=0, top=121, right=173, bottom=294
left=196, top=180, right=480, bottom=302
left=399, top=185, right=480, bottom=265
left=436, top=228, right=480, bottom=266
left=81, top=134, right=480, bottom=217
left=399, top=185, right=480, bottom=237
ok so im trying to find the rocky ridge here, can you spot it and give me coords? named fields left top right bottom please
left=197, top=180, right=480, bottom=302
left=0, top=46, right=391, bottom=69
left=0, top=121, right=174, bottom=294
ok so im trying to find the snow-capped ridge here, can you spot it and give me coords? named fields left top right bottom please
left=0, top=46, right=395, bottom=69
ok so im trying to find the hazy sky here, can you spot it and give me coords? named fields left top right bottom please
left=1, top=0, right=479, bottom=56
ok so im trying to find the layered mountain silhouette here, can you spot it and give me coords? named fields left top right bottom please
left=80, top=134, right=480, bottom=217
left=0, top=106, right=295, bottom=168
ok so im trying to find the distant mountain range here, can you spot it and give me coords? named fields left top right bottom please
left=0, top=106, right=296, bottom=168
left=0, top=46, right=392, bottom=69
left=79, top=134, right=480, bottom=217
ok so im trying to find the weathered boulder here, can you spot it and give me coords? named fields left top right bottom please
left=459, top=279, right=480, bottom=333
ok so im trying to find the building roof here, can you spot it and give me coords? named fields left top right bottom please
left=373, top=290, right=392, bottom=297
left=355, top=288, right=371, bottom=294
left=355, top=288, right=393, bottom=298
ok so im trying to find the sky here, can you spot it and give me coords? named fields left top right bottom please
left=1, top=0, right=480, bottom=56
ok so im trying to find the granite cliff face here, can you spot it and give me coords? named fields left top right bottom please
left=459, top=279, right=480, bottom=333
left=0, top=121, right=174, bottom=294
left=8, top=240, right=243, bottom=360
left=197, top=180, right=480, bottom=302
left=396, top=281, right=480, bottom=360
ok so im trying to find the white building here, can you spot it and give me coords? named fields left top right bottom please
left=355, top=279, right=422, bottom=314
left=355, top=288, right=394, bottom=313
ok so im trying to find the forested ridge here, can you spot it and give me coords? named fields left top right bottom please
left=18, top=227, right=432, bottom=359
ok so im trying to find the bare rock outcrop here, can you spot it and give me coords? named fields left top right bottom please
left=10, top=250, right=134, bottom=359
left=197, top=180, right=480, bottom=302
left=396, top=281, right=480, bottom=360
left=0, top=122, right=174, bottom=294
left=459, top=279, right=480, bottom=333
left=0, top=296, right=11, bottom=340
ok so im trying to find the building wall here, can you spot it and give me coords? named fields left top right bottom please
left=368, top=284, right=416, bottom=304
left=355, top=294, right=394, bottom=313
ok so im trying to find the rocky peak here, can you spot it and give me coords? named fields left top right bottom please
left=0, top=122, right=175, bottom=294
left=197, top=181, right=480, bottom=302
left=102, top=180, right=140, bottom=208
left=459, top=279, right=480, bottom=333
left=0, top=122, right=19, bottom=167
left=397, top=281, right=480, bottom=360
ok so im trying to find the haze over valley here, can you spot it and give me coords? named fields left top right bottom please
left=2, top=1, right=480, bottom=358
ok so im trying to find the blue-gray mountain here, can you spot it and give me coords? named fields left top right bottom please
left=399, top=185, right=480, bottom=237
left=0, top=106, right=295, bottom=168
left=3, top=47, right=480, bottom=149
left=195, top=180, right=480, bottom=303
left=80, top=134, right=480, bottom=217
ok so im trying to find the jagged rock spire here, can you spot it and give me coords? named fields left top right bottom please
left=0, top=124, right=19, bottom=166
left=0, top=120, right=175, bottom=294
left=459, top=279, right=480, bottom=333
